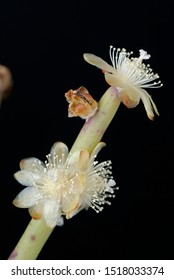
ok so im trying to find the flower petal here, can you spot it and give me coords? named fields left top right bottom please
left=79, top=150, right=89, bottom=170
left=50, top=142, right=69, bottom=163
left=117, top=89, right=140, bottom=108
left=105, top=72, right=140, bottom=107
left=14, top=170, right=39, bottom=187
left=66, top=151, right=82, bottom=172
left=29, top=204, right=43, bottom=219
left=62, top=192, right=80, bottom=213
left=43, top=199, right=61, bottom=228
left=20, top=157, right=45, bottom=172
left=83, top=53, right=115, bottom=73
left=90, top=142, right=106, bottom=162
left=66, top=207, right=81, bottom=219
left=57, top=216, right=64, bottom=226
left=13, top=187, right=42, bottom=208
left=137, top=88, right=159, bottom=120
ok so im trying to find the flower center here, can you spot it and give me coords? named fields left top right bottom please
left=33, top=153, right=77, bottom=203
left=109, top=46, right=163, bottom=88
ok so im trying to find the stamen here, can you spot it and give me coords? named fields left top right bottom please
left=109, top=46, right=163, bottom=89
left=109, top=45, right=117, bottom=68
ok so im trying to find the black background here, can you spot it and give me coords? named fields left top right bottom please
left=0, top=0, right=173, bottom=260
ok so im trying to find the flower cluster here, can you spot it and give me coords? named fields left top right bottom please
left=84, top=46, right=163, bottom=120
left=13, top=142, right=116, bottom=228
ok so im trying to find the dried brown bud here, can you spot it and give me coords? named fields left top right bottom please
left=65, top=86, right=98, bottom=120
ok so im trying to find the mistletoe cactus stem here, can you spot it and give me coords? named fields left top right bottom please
left=70, top=86, right=120, bottom=155
left=8, top=86, right=120, bottom=260
left=8, top=218, right=54, bottom=260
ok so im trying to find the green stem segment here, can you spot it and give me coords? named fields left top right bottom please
left=8, top=218, right=54, bottom=260
left=8, top=86, right=120, bottom=260
left=70, top=86, right=120, bottom=154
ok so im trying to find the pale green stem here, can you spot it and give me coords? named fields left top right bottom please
left=8, top=218, right=54, bottom=260
left=8, top=86, right=120, bottom=260
left=70, top=86, right=121, bottom=154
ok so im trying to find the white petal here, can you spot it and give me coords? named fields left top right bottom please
left=14, top=170, right=38, bottom=187
left=62, top=192, right=80, bottom=213
left=83, top=53, right=115, bottom=73
left=89, top=142, right=106, bottom=165
left=66, top=207, right=81, bottom=219
left=13, top=187, right=42, bottom=208
left=148, top=94, right=159, bottom=116
left=105, top=72, right=140, bottom=107
left=117, top=89, right=140, bottom=108
left=91, top=142, right=106, bottom=157
left=20, top=157, right=45, bottom=172
left=57, top=216, right=64, bottom=226
left=43, top=199, right=60, bottom=228
left=50, top=142, right=69, bottom=163
left=105, top=72, right=125, bottom=88
left=66, top=151, right=82, bottom=172
left=137, top=88, right=159, bottom=120
left=79, top=150, right=89, bottom=170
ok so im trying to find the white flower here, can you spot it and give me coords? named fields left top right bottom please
left=84, top=46, right=163, bottom=120
left=13, top=142, right=117, bottom=228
